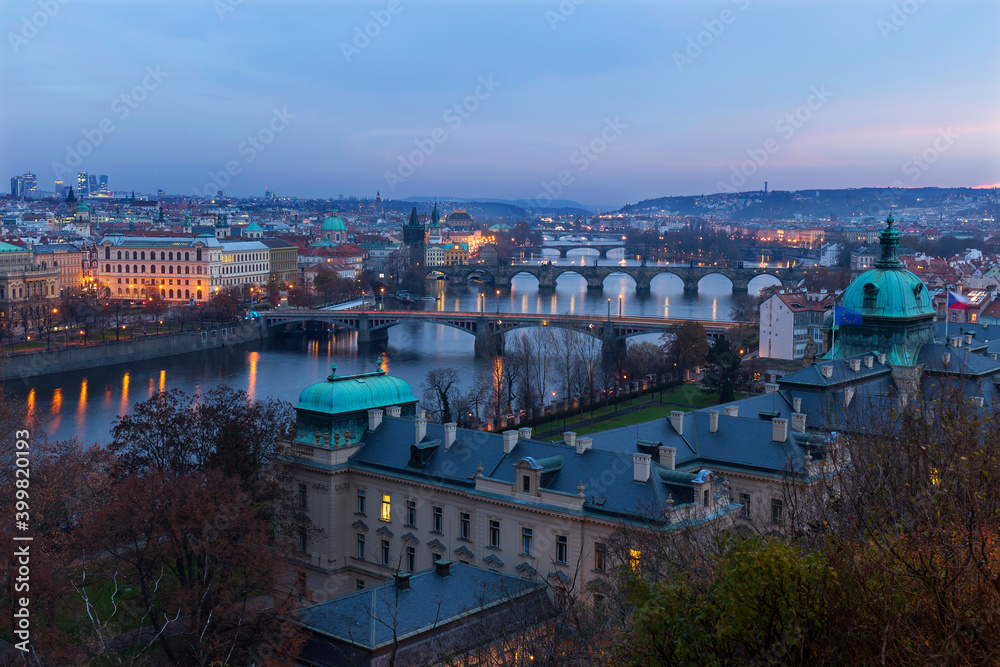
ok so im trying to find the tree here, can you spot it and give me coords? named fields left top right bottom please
left=701, top=337, right=741, bottom=403
left=421, top=367, right=461, bottom=424
left=729, top=292, right=758, bottom=323
left=661, top=320, right=709, bottom=381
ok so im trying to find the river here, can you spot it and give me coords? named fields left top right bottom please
left=16, top=251, right=782, bottom=445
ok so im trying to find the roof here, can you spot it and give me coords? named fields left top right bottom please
left=0, top=241, right=27, bottom=253
left=295, top=365, right=416, bottom=417
left=321, top=213, right=347, bottom=232
left=295, top=563, right=544, bottom=650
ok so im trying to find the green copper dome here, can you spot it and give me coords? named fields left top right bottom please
left=321, top=211, right=347, bottom=232
left=295, top=364, right=416, bottom=416
left=839, top=215, right=935, bottom=320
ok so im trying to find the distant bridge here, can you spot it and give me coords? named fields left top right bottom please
left=263, top=309, right=741, bottom=357
left=428, top=262, right=801, bottom=294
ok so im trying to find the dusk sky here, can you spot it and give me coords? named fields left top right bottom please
left=2, top=0, right=998, bottom=205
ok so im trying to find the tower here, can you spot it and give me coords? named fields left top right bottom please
left=402, top=206, right=425, bottom=269
left=215, top=213, right=231, bottom=239
left=427, top=201, right=443, bottom=245
left=77, top=172, right=89, bottom=197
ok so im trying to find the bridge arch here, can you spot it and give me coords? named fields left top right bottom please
left=696, top=272, right=736, bottom=292
left=748, top=272, right=783, bottom=293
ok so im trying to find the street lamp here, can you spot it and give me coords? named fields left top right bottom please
left=496, top=289, right=500, bottom=315
left=607, top=298, right=611, bottom=322
left=618, top=296, right=622, bottom=318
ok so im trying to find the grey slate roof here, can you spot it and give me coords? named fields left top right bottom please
left=296, top=563, right=543, bottom=649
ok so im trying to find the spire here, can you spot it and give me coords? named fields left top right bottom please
left=875, top=213, right=902, bottom=269
left=66, top=187, right=76, bottom=205
left=408, top=206, right=419, bottom=227
left=431, top=201, right=440, bottom=227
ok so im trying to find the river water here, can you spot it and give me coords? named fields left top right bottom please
left=17, top=251, right=782, bottom=445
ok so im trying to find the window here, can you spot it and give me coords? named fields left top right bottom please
left=432, top=506, right=443, bottom=533
left=460, top=513, right=471, bottom=540
left=381, top=540, right=391, bottom=566
left=380, top=494, right=391, bottom=522
left=556, top=535, right=568, bottom=564
left=406, top=546, right=416, bottom=572
left=356, top=579, right=365, bottom=591
left=739, top=492, right=751, bottom=519
left=629, top=548, right=641, bottom=571
left=522, top=475, right=530, bottom=493
left=489, top=520, right=501, bottom=548
left=406, top=500, right=416, bottom=527
left=522, top=527, right=533, bottom=556
left=357, top=489, right=366, bottom=514
left=863, top=283, right=878, bottom=309
left=298, top=529, right=307, bottom=554
left=704, top=489, right=710, bottom=507
left=298, top=483, right=308, bottom=509
left=357, top=533, right=366, bottom=559
left=594, top=543, right=606, bottom=571
left=771, top=498, right=784, bottom=525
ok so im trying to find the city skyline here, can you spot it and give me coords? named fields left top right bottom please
left=2, top=0, right=999, bottom=205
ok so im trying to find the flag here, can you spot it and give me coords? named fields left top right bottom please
left=834, top=305, right=862, bottom=326
left=948, top=290, right=973, bottom=309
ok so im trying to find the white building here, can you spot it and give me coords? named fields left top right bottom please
left=759, top=290, right=835, bottom=360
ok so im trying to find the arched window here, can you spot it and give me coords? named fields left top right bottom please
left=185, top=290, right=190, bottom=298
left=169, top=266, right=174, bottom=274
left=160, top=252, right=166, bottom=261
left=197, top=266, right=202, bottom=274
left=169, top=289, right=174, bottom=298
left=150, top=265, right=156, bottom=274
left=105, top=264, right=111, bottom=273
left=141, top=251, right=146, bottom=260
left=118, top=288, right=123, bottom=296
left=141, top=265, right=146, bottom=273
left=133, top=265, right=138, bottom=274
left=169, top=252, right=173, bottom=261
left=105, top=247, right=110, bottom=259
left=117, top=251, right=122, bottom=260
left=197, top=290, right=203, bottom=300
left=185, top=252, right=190, bottom=261
left=117, top=264, right=122, bottom=272
left=141, top=288, right=146, bottom=296
left=125, top=265, right=130, bottom=274
left=863, top=283, right=878, bottom=309
left=196, top=248, right=202, bottom=261
left=184, top=266, right=189, bottom=275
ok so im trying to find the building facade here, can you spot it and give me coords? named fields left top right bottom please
left=0, top=241, right=61, bottom=317
left=759, top=290, right=834, bottom=360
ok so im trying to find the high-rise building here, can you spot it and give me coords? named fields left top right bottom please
left=54, top=180, right=64, bottom=197
left=21, top=173, right=36, bottom=194
left=10, top=176, right=20, bottom=197
left=157, top=189, right=165, bottom=199
left=88, top=174, right=98, bottom=194
left=99, top=175, right=108, bottom=193
left=77, top=172, right=89, bottom=197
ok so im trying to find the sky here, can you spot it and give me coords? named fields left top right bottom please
left=2, top=0, right=999, bottom=206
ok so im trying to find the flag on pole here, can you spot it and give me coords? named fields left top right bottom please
left=834, top=305, right=862, bottom=326
left=947, top=290, right=973, bottom=309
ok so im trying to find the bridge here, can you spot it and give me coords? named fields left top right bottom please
left=262, top=309, right=741, bottom=358
left=429, top=262, right=801, bottom=295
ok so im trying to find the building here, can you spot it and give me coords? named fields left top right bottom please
left=215, top=240, right=270, bottom=289
left=850, top=246, right=878, bottom=272
left=98, top=235, right=219, bottom=303
left=261, top=238, right=299, bottom=286
left=77, top=172, right=89, bottom=197
left=424, top=245, right=445, bottom=267
left=443, top=241, right=468, bottom=266
left=0, top=241, right=61, bottom=317
left=445, top=209, right=474, bottom=227
left=401, top=207, right=425, bottom=269
left=427, top=203, right=443, bottom=245
left=279, top=364, right=736, bottom=602
left=759, top=291, right=834, bottom=360
left=295, top=562, right=552, bottom=667
left=819, top=243, right=841, bottom=268
left=932, top=288, right=993, bottom=325
left=98, top=174, right=108, bottom=194
left=31, top=243, right=86, bottom=292
left=318, top=211, right=348, bottom=245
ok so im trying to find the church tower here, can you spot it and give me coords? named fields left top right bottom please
left=402, top=206, right=425, bottom=269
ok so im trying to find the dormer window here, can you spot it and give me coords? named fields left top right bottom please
left=863, top=283, right=878, bottom=309
left=522, top=475, right=531, bottom=493
left=913, top=283, right=924, bottom=302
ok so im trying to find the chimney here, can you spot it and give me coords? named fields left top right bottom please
left=772, top=417, right=788, bottom=442
left=849, top=359, right=861, bottom=372
left=563, top=431, right=577, bottom=449
left=992, top=353, right=998, bottom=361
left=386, top=405, right=401, bottom=418
left=518, top=427, right=532, bottom=441
left=658, top=446, right=676, bottom=470
left=723, top=405, right=739, bottom=417
left=709, top=410, right=719, bottom=434
left=444, top=422, right=457, bottom=449
left=965, top=332, right=974, bottom=346
left=877, top=353, right=886, bottom=364
left=434, top=559, right=452, bottom=577
left=972, top=396, right=985, bottom=408
left=820, top=365, right=833, bottom=378
left=576, top=437, right=592, bottom=455
left=368, top=409, right=383, bottom=431
left=942, top=351, right=951, bottom=365
left=502, top=430, right=518, bottom=454
left=790, top=412, right=807, bottom=433
left=792, top=397, right=802, bottom=413
left=764, top=382, right=779, bottom=394
left=864, top=355, right=874, bottom=368
left=669, top=411, right=684, bottom=436
left=417, top=408, right=427, bottom=419
left=632, top=453, right=651, bottom=483
left=951, top=336, right=962, bottom=348
left=415, top=416, right=427, bottom=443
left=394, top=573, right=411, bottom=590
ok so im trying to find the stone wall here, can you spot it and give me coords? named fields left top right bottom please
left=0, top=320, right=267, bottom=381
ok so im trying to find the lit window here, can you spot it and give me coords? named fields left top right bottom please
left=629, top=548, right=641, bottom=571
left=380, top=494, right=391, bottom=522
left=930, top=467, right=940, bottom=486
left=594, top=543, right=606, bottom=571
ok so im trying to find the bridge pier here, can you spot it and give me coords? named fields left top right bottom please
left=586, top=276, right=604, bottom=292
left=682, top=276, right=700, bottom=295
left=634, top=278, right=651, bottom=295
left=730, top=278, right=750, bottom=294
left=474, top=319, right=504, bottom=358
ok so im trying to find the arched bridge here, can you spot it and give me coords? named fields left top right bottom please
left=429, top=262, right=801, bottom=294
left=263, top=309, right=741, bottom=357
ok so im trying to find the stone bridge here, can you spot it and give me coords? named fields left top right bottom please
left=431, top=262, right=800, bottom=294
left=262, top=309, right=739, bottom=358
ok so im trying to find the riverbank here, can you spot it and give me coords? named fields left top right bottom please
left=0, top=320, right=268, bottom=381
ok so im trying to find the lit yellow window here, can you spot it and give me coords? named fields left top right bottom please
left=930, top=468, right=940, bottom=486
left=629, top=548, right=641, bottom=571
left=380, top=494, right=391, bottom=522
